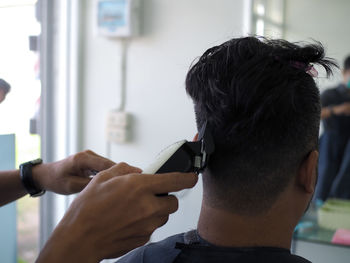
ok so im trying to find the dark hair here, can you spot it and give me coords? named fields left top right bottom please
left=343, top=56, right=350, bottom=71
left=186, top=37, right=337, bottom=215
left=0, top=79, right=11, bottom=94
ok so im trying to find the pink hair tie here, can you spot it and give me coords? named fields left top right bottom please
left=306, top=65, right=318, bottom=77
left=290, top=61, right=318, bottom=77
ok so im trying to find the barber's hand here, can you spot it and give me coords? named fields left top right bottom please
left=32, top=150, right=115, bottom=195
left=333, top=102, right=350, bottom=115
left=36, top=162, right=198, bottom=263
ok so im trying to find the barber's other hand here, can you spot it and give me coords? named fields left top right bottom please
left=32, top=150, right=115, bottom=195
left=36, top=163, right=198, bottom=263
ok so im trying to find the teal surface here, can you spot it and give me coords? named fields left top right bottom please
left=293, top=202, right=350, bottom=249
left=0, top=134, right=17, bottom=263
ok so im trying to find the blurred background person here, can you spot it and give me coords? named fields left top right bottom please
left=316, top=56, right=350, bottom=201
left=0, top=78, right=11, bottom=104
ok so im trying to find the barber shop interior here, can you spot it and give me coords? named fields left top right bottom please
left=1, top=0, right=350, bottom=262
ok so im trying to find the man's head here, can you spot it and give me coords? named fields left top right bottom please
left=0, top=79, right=11, bottom=103
left=342, top=56, right=350, bottom=86
left=186, top=37, right=336, bottom=216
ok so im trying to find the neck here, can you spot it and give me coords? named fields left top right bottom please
left=197, top=200, right=296, bottom=250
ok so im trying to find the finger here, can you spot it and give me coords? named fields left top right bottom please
left=126, top=216, right=170, bottom=239
left=97, top=162, right=142, bottom=181
left=84, top=149, right=103, bottom=158
left=76, top=151, right=116, bottom=173
left=157, top=215, right=170, bottom=228
left=142, top=173, right=198, bottom=194
left=106, top=162, right=142, bottom=176
left=153, top=195, right=179, bottom=216
left=66, top=176, right=91, bottom=194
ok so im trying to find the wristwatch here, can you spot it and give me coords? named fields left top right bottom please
left=20, top=158, right=46, bottom=197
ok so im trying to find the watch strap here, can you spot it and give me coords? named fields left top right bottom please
left=20, top=159, right=45, bottom=197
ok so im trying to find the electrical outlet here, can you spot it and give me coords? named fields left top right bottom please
left=106, top=111, right=129, bottom=128
left=106, top=111, right=132, bottom=143
left=106, top=127, right=128, bottom=144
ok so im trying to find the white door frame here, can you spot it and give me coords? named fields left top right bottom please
left=38, top=0, right=84, bottom=248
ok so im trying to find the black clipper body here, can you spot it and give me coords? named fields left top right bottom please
left=143, top=122, right=215, bottom=175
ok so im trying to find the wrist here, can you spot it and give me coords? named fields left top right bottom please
left=20, top=159, right=46, bottom=197
left=59, top=201, right=102, bottom=262
left=37, top=211, right=100, bottom=263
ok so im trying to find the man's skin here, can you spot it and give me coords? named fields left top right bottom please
left=0, top=150, right=198, bottom=262
left=321, top=69, right=350, bottom=119
left=197, top=149, right=318, bottom=249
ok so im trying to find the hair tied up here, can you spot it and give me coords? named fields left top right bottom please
left=274, top=56, right=318, bottom=77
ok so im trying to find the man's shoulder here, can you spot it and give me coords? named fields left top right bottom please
left=116, top=232, right=311, bottom=263
left=116, top=232, right=185, bottom=263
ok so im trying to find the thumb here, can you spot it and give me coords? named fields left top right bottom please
left=96, top=162, right=142, bottom=182
left=74, top=150, right=116, bottom=173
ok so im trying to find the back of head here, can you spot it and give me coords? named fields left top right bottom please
left=186, top=37, right=336, bottom=215
left=0, top=79, right=11, bottom=94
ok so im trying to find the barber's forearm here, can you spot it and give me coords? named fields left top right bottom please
left=0, top=170, right=27, bottom=206
left=36, top=213, right=99, bottom=263
left=0, top=163, right=57, bottom=206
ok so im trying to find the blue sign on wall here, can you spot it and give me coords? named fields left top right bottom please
left=0, top=134, right=17, bottom=263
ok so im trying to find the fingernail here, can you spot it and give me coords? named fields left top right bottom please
left=132, top=167, right=142, bottom=173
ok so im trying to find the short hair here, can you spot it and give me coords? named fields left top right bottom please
left=186, top=37, right=336, bottom=215
left=0, top=79, right=11, bottom=94
left=343, top=56, right=350, bottom=71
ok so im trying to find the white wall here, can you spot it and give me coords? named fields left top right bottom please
left=81, top=0, right=247, bottom=241
left=284, top=0, right=350, bottom=91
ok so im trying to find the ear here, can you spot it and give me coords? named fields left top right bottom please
left=193, top=133, right=199, bottom=142
left=297, top=150, right=318, bottom=194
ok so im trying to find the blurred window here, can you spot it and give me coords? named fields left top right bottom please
left=0, top=1, right=41, bottom=262
left=252, top=0, right=285, bottom=38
